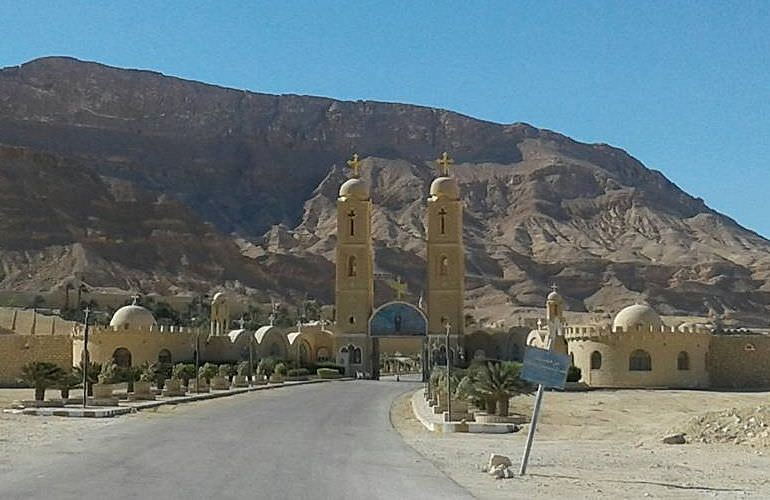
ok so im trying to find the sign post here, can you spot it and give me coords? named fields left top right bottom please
left=519, top=289, right=569, bottom=476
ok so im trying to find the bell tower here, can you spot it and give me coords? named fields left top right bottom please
left=335, top=154, right=374, bottom=335
left=426, top=152, right=465, bottom=338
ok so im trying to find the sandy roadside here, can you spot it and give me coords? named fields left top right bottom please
left=391, top=389, right=770, bottom=499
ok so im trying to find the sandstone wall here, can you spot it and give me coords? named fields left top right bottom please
left=568, top=331, right=710, bottom=389
left=708, top=334, right=770, bottom=389
left=0, top=335, right=73, bottom=386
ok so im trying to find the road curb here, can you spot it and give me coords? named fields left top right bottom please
left=4, top=378, right=353, bottom=418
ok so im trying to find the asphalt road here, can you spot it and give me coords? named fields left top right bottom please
left=0, top=379, right=473, bottom=500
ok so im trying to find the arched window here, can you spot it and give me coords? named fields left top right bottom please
left=113, top=347, right=132, bottom=368
left=347, top=256, right=357, bottom=277
left=629, top=349, right=652, bottom=371
left=677, top=351, right=690, bottom=370
left=590, top=351, right=602, bottom=370
left=438, top=208, right=447, bottom=235
left=299, top=341, right=310, bottom=364
left=352, top=347, right=362, bottom=364
left=317, top=347, right=330, bottom=361
left=158, top=349, right=172, bottom=365
left=439, top=255, right=449, bottom=276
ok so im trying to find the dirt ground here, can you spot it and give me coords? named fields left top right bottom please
left=391, top=389, right=770, bottom=499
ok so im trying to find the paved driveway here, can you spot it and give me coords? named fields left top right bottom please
left=0, top=379, right=473, bottom=500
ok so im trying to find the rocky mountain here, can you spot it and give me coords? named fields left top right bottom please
left=1, top=56, right=769, bottom=324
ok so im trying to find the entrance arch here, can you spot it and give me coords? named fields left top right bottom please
left=112, top=347, right=132, bottom=368
left=368, top=301, right=428, bottom=380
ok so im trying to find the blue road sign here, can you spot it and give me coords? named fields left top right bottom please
left=521, top=347, right=570, bottom=389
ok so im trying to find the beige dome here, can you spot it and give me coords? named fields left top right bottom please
left=212, top=291, right=226, bottom=304
left=430, top=177, right=459, bottom=200
left=547, top=290, right=563, bottom=302
left=338, top=178, right=370, bottom=200
left=110, top=304, right=157, bottom=329
left=612, top=304, right=662, bottom=332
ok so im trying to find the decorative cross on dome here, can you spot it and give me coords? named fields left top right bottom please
left=346, top=153, right=362, bottom=178
left=550, top=284, right=559, bottom=293
left=436, top=151, right=454, bottom=176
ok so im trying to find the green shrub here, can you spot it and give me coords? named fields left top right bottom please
left=314, top=361, right=345, bottom=375
left=236, top=361, right=250, bottom=377
left=287, top=368, right=309, bottom=377
left=172, top=363, right=197, bottom=384
left=218, top=363, right=233, bottom=378
left=20, top=362, right=65, bottom=401
left=274, top=363, right=287, bottom=376
left=567, top=365, right=582, bottom=383
left=257, top=357, right=277, bottom=378
left=317, top=368, right=340, bottom=379
left=199, top=363, right=219, bottom=383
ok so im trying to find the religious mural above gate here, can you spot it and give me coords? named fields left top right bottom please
left=369, top=302, right=427, bottom=336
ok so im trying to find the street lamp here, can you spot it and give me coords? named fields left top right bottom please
left=445, top=322, right=451, bottom=421
left=81, top=306, right=91, bottom=408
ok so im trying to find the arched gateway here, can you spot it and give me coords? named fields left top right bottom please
left=368, top=301, right=428, bottom=380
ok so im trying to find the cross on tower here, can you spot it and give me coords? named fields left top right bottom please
left=238, top=316, right=246, bottom=329
left=550, top=283, right=559, bottom=293
left=346, top=153, right=362, bottom=178
left=436, top=151, right=454, bottom=176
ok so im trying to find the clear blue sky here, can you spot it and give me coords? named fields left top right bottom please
left=2, top=1, right=769, bottom=237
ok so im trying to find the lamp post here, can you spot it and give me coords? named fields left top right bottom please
left=445, top=322, right=451, bottom=421
left=194, top=329, right=200, bottom=392
left=249, top=333, right=254, bottom=387
left=81, top=306, right=91, bottom=408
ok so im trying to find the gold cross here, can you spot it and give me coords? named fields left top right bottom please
left=436, top=151, right=454, bottom=176
left=346, top=153, right=362, bottom=178
left=391, top=277, right=408, bottom=300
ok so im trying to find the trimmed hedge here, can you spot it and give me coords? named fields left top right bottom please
left=287, top=368, right=309, bottom=377
left=317, top=368, right=341, bottom=379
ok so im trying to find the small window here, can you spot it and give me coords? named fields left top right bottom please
left=347, top=255, right=357, bottom=277
left=439, top=208, right=447, bottom=235
left=439, top=255, right=449, bottom=276
left=677, top=351, right=689, bottom=370
left=347, top=210, right=356, bottom=236
left=745, top=343, right=756, bottom=352
left=348, top=315, right=356, bottom=325
left=590, top=351, right=602, bottom=370
left=629, top=349, right=651, bottom=371
left=352, top=347, right=362, bottom=364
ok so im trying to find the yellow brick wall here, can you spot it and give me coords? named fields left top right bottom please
left=0, top=335, right=73, bottom=386
left=708, top=334, right=770, bottom=389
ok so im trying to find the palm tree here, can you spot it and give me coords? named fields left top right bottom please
left=20, top=362, right=65, bottom=401
left=473, top=361, right=532, bottom=416
left=55, top=371, right=81, bottom=400
left=75, top=361, right=102, bottom=396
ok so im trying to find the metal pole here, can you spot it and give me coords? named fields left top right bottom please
left=445, top=323, right=451, bottom=421
left=195, top=330, right=200, bottom=392
left=519, top=322, right=558, bottom=476
left=249, top=335, right=254, bottom=387
left=81, top=307, right=90, bottom=408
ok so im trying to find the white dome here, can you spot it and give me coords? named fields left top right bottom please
left=430, top=177, right=459, bottom=200
left=339, top=178, right=370, bottom=200
left=110, top=304, right=157, bottom=329
left=612, top=304, right=662, bottom=332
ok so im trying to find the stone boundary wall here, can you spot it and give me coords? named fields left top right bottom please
left=0, top=335, right=73, bottom=386
left=708, top=334, right=770, bottom=389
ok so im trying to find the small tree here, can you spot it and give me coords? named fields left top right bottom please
left=199, top=363, right=219, bottom=383
left=172, top=363, right=196, bottom=385
left=20, top=362, right=64, bottom=401
left=274, top=362, right=287, bottom=377
left=257, top=358, right=277, bottom=379
left=75, top=361, right=102, bottom=396
left=218, top=363, right=235, bottom=380
left=473, top=361, right=532, bottom=416
left=55, top=370, right=81, bottom=400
